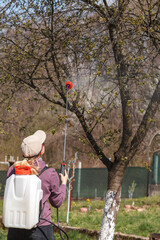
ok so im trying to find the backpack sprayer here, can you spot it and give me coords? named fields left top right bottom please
left=60, top=81, right=73, bottom=175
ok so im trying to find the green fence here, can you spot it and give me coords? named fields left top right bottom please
left=71, top=167, right=150, bottom=199
left=152, top=153, right=160, bottom=185
left=72, top=168, right=108, bottom=199
left=0, top=171, right=8, bottom=197
left=0, top=166, right=154, bottom=199
left=121, top=167, right=149, bottom=198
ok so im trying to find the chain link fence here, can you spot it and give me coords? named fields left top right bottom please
left=0, top=171, right=7, bottom=197
left=71, top=167, right=150, bottom=199
left=0, top=166, right=155, bottom=199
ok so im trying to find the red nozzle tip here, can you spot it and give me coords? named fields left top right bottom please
left=65, top=81, right=73, bottom=89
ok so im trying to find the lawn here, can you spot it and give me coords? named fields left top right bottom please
left=1, top=196, right=160, bottom=239
left=50, top=196, right=160, bottom=237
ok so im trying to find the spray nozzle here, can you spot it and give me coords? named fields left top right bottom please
left=65, top=81, right=73, bottom=89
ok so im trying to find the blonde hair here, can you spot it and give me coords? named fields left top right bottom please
left=14, top=158, right=40, bottom=175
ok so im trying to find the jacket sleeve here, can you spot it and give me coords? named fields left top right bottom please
left=48, top=169, right=66, bottom=208
left=6, top=165, right=15, bottom=178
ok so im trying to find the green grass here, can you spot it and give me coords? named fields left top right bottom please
left=0, top=200, right=3, bottom=216
left=116, top=196, right=160, bottom=237
left=0, top=228, right=7, bottom=240
left=51, top=199, right=103, bottom=231
left=1, top=196, right=160, bottom=238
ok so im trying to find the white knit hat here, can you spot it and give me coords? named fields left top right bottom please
left=21, top=130, right=46, bottom=158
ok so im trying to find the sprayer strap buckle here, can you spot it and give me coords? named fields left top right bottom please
left=38, top=166, right=49, bottom=176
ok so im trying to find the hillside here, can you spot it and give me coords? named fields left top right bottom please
left=0, top=91, right=155, bottom=169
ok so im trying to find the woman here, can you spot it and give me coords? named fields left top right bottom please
left=6, top=130, right=68, bottom=240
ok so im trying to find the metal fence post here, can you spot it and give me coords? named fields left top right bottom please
left=77, top=161, right=81, bottom=199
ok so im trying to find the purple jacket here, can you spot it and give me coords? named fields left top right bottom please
left=7, top=158, right=66, bottom=226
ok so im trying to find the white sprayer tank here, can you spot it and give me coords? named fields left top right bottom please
left=3, top=174, right=43, bottom=229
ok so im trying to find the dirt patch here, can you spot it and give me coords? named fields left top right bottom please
left=124, top=205, right=146, bottom=212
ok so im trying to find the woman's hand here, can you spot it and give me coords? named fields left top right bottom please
left=59, top=170, right=68, bottom=185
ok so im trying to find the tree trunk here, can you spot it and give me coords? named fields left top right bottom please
left=99, top=161, right=127, bottom=240
left=99, top=188, right=121, bottom=240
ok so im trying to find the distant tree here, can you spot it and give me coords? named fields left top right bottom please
left=0, top=0, right=160, bottom=239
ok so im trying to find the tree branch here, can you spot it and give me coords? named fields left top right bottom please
left=81, top=0, right=108, bottom=19
left=130, top=80, right=160, bottom=155
left=70, top=102, right=113, bottom=170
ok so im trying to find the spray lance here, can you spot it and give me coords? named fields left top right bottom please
left=60, top=81, right=73, bottom=175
